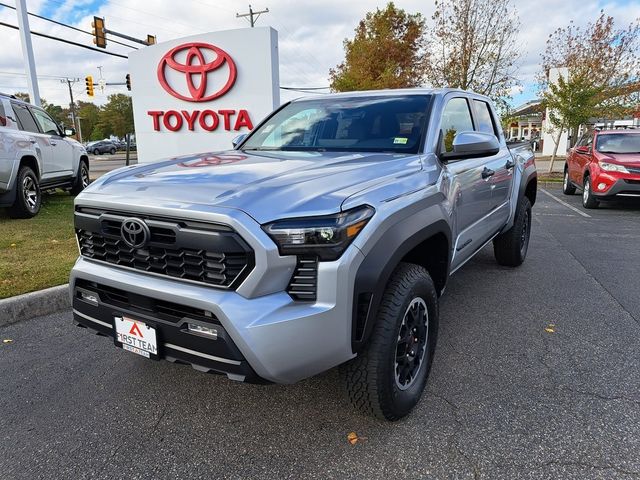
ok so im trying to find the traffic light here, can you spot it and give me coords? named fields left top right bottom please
left=146, top=35, right=156, bottom=45
left=91, top=16, right=106, bottom=48
left=85, top=76, right=94, bottom=97
left=125, top=74, right=131, bottom=91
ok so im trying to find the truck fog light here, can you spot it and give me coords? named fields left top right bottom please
left=79, top=291, right=99, bottom=306
left=598, top=183, right=607, bottom=191
left=188, top=323, right=218, bottom=339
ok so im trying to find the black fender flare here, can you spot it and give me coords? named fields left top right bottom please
left=351, top=209, right=452, bottom=353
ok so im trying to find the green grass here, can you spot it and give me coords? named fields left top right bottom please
left=0, top=193, right=77, bottom=298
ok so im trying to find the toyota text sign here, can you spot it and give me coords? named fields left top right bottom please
left=129, top=27, right=279, bottom=162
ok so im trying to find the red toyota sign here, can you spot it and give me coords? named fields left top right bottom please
left=148, top=41, right=253, bottom=133
left=157, top=42, right=237, bottom=102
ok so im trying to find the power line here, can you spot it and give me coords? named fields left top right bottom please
left=0, top=1, right=139, bottom=50
left=281, top=86, right=330, bottom=90
left=0, top=21, right=129, bottom=58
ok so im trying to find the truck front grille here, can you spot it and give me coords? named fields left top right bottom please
left=75, top=209, right=254, bottom=289
left=287, top=256, right=318, bottom=301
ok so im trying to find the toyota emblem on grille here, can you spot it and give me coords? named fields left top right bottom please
left=120, top=218, right=150, bottom=249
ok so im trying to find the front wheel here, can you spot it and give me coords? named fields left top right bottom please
left=93, top=149, right=100, bottom=155
left=70, top=161, right=90, bottom=196
left=563, top=168, right=576, bottom=195
left=582, top=176, right=599, bottom=209
left=8, top=166, right=41, bottom=218
left=344, top=263, right=439, bottom=421
left=493, top=197, right=532, bottom=267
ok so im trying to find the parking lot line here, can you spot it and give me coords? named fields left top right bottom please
left=540, top=188, right=591, bottom=218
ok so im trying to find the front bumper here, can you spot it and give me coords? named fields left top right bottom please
left=592, top=176, right=640, bottom=198
left=70, top=244, right=364, bottom=384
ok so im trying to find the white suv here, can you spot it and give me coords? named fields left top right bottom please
left=0, top=93, right=90, bottom=218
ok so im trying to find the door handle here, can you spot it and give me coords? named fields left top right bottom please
left=50, top=141, right=57, bottom=146
left=29, top=139, right=36, bottom=144
left=481, top=167, right=495, bottom=179
left=505, top=159, right=515, bottom=169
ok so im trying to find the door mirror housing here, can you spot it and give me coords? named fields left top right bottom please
left=232, top=133, right=248, bottom=148
left=63, top=127, right=76, bottom=137
left=575, top=145, right=590, bottom=154
left=440, top=131, right=500, bottom=162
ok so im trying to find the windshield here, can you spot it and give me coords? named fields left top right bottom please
left=242, top=95, right=431, bottom=154
left=596, top=133, right=640, bottom=154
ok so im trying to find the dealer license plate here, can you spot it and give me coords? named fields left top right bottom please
left=114, top=316, right=158, bottom=359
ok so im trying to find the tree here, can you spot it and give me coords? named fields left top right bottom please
left=76, top=101, right=100, bottom=141
left=424, top=0, right=521, bottom=110
left=41, top=100, right=69, bottom=127
left=539, top=12, right=640, bottom=169
left=329, top=2, right=428, bottom=91
left=95, top=94, right=134, bottom=139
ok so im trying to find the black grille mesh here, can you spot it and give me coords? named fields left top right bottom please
left=76, top=216, right=252, bottom=289
left=287, top=256, right=318, bottom=301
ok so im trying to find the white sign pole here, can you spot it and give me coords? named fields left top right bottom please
left=15, top=0, right=41, bottom=106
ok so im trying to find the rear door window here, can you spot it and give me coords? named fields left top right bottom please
left=473, top=100, right=497, bottom=135
left=11, top=103, right=40, bottom=133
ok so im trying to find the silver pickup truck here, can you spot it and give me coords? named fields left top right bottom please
left=70, top=88, right=536, bottom=420
left=0, top=93, right=90, bottom=218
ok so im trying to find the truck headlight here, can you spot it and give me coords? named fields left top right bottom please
left=600, top=162, right=629, bottom=173
left=263, top=205, right=374, bottom=261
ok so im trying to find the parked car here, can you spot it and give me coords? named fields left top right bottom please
left=70, top=89, right=537, bottom=420
left=563, top=128, right=640, bottom=208
left=0, top=93, right=90, bottom=218
left=86, top=140, right=117, bottom=155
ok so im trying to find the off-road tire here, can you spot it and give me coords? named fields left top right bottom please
left=344, top=262, right=439, bottom=421
left=70, top=160, right=90, bottom=196
left=8, top=166, right=41, bottom=219
left=562, top=167, right=576, bottom=195
left=582, top=175, right=599, bottom=209
left=493, top=197, right=532, bottom=267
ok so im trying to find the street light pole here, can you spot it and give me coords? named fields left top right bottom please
left=15, top=0, right=41, bottom=106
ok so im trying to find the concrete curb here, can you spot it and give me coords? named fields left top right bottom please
left=0, top=284, right=70, bottom=328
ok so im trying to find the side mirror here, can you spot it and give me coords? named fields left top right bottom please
left=441, top=131, right=500, bottom=161
left=232, top=133, right=248, bottom=148
left=575, top=146, right=590, bottom=154
left=64, top=127, right=76, bottom=137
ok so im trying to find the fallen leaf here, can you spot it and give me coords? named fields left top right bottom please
left=347, top=431, right=367, bottom=445
left=10, top=243, right=16, bottom=248
left=3, top=339, right=13, bottom=344
left=544, top=326, right=555, bottom=333
left=51, top=239, right=59, bottom=244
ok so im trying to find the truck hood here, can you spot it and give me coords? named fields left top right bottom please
left=86, top=150, right=422, bottom=223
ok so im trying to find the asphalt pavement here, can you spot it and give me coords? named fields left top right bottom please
left=1, top=185, right=639, bottom=479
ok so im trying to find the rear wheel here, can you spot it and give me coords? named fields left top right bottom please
left=344, top=263, right=439, bottom=421
left=582, top=175, right=599, bottom=209
left=8, top=166, right=41, bottom=218
left=562, top=167, right=576, bottom=195
left=493, top=197, right=532, bottom=267
left=109, top=148, right=116, bottom=155
left=70, top=160, right=90, bottom=196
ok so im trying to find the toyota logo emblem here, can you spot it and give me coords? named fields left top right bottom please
left=157, top=42, right=237, bottom=102
left=120, top=218, right=150, bottom=249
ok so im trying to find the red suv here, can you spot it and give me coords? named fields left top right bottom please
left=563, top=129, right=640, bottom=208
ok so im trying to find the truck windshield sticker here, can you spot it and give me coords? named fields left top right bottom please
left=393, top=137, right=408, bottom=145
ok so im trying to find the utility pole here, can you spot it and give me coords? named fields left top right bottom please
left=236, top=5, right=269, bottom=27
left=15, top=0, right=41, bottom=106
left=61, top=78, right=80, bottom=142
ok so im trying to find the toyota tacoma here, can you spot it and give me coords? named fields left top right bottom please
left=70, top=89, right=537, bottom=420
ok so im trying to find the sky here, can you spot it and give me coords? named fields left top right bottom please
left=1, top=0, right=639, bottom=110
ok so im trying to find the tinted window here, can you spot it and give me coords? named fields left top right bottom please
left=0, top=100, right=6, bottom=127
left=440, top=98, right=474, bottom=152
left=242, top=95, right=431, bottom=154
left=12, top=103, right=40, bottom=133
left=31, top=108, right=60, bottom=135
left=473, top=100, right=496, bottom=135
